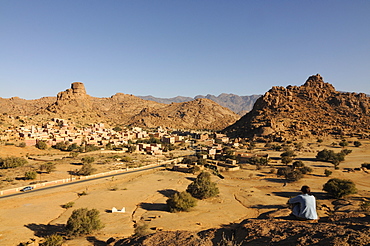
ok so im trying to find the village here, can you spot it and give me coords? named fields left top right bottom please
left=0, top=118, right=268, bottom=172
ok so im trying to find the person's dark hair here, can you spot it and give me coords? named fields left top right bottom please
left=301, top=185, right=312, bottom=195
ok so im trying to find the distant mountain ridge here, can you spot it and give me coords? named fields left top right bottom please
left=138, top=93, right=261, bottom=115
left=0, top=82, right=240, bottom=130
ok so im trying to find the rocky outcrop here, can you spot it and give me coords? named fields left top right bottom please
left=223, top=74, right=370, bottom=139
left=129, top=98, right=240, bottom=130
left=47, top=82, right=92, bottom=113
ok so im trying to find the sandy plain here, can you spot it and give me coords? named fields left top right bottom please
left=0, top=139, right=369, bottom=245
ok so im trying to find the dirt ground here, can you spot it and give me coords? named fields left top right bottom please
left=0, top=138, right=369, bottom=245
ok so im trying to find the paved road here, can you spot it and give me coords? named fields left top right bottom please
left=0, top=165, right=164, bottom=200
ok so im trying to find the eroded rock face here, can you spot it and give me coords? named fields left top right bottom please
left=224, top=74, right=370, bottom=139
left=47, top=82, right=92, bottom=113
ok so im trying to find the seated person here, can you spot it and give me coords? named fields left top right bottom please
left=288, top=185, right=318, bottom=220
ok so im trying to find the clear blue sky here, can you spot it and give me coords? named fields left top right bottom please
left=1, top=1, right=369, bottom=99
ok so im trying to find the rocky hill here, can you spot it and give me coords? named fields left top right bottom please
left=138, top=93, right=261, bottom=115
left=223, top=74, right=370, bottom=140
left=0, top=82, right=239, bottom=130
left=130, top=98, right=239, bottom=130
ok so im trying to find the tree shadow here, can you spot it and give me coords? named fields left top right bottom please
left=157, top=189, right=177, bottom=198
left=71, top=162, right=83, bottom=165
left=312, top=164, right=332, bottom=168
left=264, top=178, right=286, bottom=183
left=86, top=236, right=107, bottom=246
left=186, top=177, right=196, bottom=181
left=25, top=223, right=65, bottom=237
left=140, top=202, right=168, bottom=212
left=296, top=157, right=317, bottom=162
left=310, top=173, right=326, bottom=177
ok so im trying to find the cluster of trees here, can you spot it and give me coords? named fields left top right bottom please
left=0, top=156, right=28, bottom=169
left=277, top=160, right=312, bottom=182
left=280, top=150, right=296, bottom=165
left=316, top=149, right=352, bottom=169
left=166, top=172, right=219, bottom=212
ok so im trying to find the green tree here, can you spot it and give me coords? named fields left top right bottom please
left=54, top=141, right=69, bottom=151
left=65, top=208, right=104, bottom=236
left=186, top=172, right=219, bottom=199
left=0, top=156, right=28, bottom=168
left=166, top=191, right=197, bottom=212
left=77, top=163, right=96, bottom=176
left=81, top=156, right=95, bottom=164
left=280, top=150, right=296, bottom=165
left=292, top=160, right=304, bottom=169
left=39, top=162, right=56, bottom=173
left=323, top=178, right=357, bottom=199
left=339, top=140, right=349, bottom=148
left=25, top=171, right=37, bottom=180
left=67, top=143, right=79, bottom=151
left=35, top=140, right=47, bottom=150
left=316, top=149, right=346, bottom=169
left=324, top=169, right=332, bottom=177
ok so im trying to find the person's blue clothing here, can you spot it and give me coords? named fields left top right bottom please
left=289, top=194, right=318, bottom=220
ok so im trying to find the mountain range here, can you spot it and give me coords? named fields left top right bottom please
left=138, top=94, right=261, bottom=115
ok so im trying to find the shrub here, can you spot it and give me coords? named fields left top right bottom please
left=292, top=160, right=304, bottom=169
left=78, top=191, right=88, bottom=196
left=0, top=156, right=28, bottom=168
left=40, top=234, right=64, bottom=246
left=300, top=166, right=312, bottom=174
left=83, top=144, right=100, bottom=152
left=77, top=163, right=96, bottom=176
left=186, top=172, right=219, bottom=199
left=323, top=178, right=357, bottom=199
left=81, top=156, right=95, bottom=164
left=134, top=224, right=152, bottom=237
left=324, top=169, right=332, bottom=177
left=285, top=169, right=303, bottom=182
left=353, top=141, right=362, bottom=147
left=39, top=162, right=56, bottom=173
left=70, top=152, right=79, bottom=158
left=35, top=140, right=47, bottom=150
left=280, top=150, right=296, bottom=165
left=65, top=208, right=104, bottom=236
left=341, top=149, right=352, bottom=155
left=24, top=171, right=37, bottom=180
left=339, top=140, right=349, bottom=148
left=18, top=142, right=26, bottom=148
left=54, top=141, right=69, bottom=151
left=61, top=202, right=75, bottom=209
left=113, top=126, right=122, bottom=132
left=167, top=191, right=197, bottom=212
left=248, top=157, right=269, bottom=166
left=121, top=156, right=132, bottom=162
